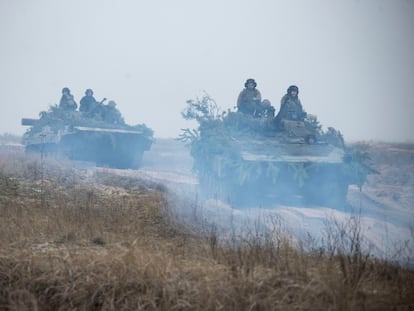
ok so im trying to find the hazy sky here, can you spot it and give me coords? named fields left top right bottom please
left=1, top=0, right=413, bottom=142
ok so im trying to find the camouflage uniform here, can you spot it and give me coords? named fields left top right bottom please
left=79, top=94, right=98, bottom=114
left=59, top=88, right=77, bottom=111
left=237, top=79, right=264, bottom=116
left=237, top=88, right=262, bottom=115
left=275, top=85, right=306, bottom=122
left=103, top=101, right=124, bottom=124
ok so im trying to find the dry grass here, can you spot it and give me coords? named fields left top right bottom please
left=0, top=149, right=413, bottom=310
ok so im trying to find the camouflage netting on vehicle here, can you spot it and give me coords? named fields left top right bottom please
left=180, top=95, right=376, bottom=206
left=24, top=105, right=153, bottom=137
left=22, top=104, right=153, bottom=169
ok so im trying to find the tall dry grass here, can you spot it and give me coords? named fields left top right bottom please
left=0, top=149, right=413, bottom=310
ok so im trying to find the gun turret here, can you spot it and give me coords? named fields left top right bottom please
left=21, top=118, right=40, bottom=126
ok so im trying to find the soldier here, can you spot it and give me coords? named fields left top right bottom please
left=59, top=87, right=77, bottom=111
left=79, top=89, right=98, bottom=114
left=102, top=101, right=125, bottom=125
left=237, top=79, right=275, bottom=118
left=80, top=88, right=107, bottom=119
left=237, top=78, right=262, bottom=116
left=260, top=99, right=275, bottom=118
left=275, top=85, right=307, bottom=123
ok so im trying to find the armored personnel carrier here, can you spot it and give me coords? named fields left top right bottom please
left=180, top=95, right=375, bottom=207
left=22, top=103, right=153, bottom=169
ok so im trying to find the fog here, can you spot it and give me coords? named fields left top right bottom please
left=1, top=0, right=413, bottom=142
left=139, top=139, right=414, bottom=264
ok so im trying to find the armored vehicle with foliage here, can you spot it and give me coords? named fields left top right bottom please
left=180, top=95, right=375, bottom=207
left=22, top=103, right=153, bottom=169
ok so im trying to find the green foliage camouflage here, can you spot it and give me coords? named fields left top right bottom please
left=180, top=95, right=377, bottom=205
left=22, top=104, right=154, bottom=169
left=25, top=104, right=153, bottom=137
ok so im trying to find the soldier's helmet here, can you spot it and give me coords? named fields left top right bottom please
left=245, top=78, right=257, bottom=88
left=287, top=85, right=299, bottom=94
left=262, top=99, right=271, bottom=106
left=85, top=89, right=94, bottom=96
left=62, top=87, right=70, bottom=94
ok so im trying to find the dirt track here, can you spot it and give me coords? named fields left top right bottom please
left=138, top=139, right=414, bottom=264
left=4, top=138, right=413, bottom=264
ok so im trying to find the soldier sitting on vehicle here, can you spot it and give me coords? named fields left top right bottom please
left=259, top=99, right=275, bottom=118
left=79, top=88, right=106, bottom=118
left=237, top=78, right=275, bottom=118
left=102, top=101, right=125, bottom=125
left=59, top=87, right=77, bottom=111
left=274, top=85, right=307, bottom=124
left=79, top=89, right=98, bottom=114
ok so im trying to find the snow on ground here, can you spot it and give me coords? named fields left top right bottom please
left=201, top=191, right=413, bottom=263
left=127, top=166, right=413, bottom=266
left=137, top=141, right=414, bottom=267
left=7, top=134, right=412, bottom=265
